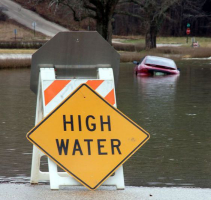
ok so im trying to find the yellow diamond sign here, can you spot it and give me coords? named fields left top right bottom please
left=27, top=84, right=150, bottom=190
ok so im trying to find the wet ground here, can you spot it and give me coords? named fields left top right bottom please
left=1, top=184, right=211, bottom=200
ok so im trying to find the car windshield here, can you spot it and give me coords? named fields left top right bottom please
left=145, top=56, right=177, bottom=69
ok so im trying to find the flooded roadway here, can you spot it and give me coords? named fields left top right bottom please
left=0, top=60, right=211, bottom=188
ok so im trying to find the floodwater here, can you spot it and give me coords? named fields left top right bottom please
left=0, top=60, right=211, bottom=188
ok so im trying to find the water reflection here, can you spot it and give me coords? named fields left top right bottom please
left=0, top=69, right=35, bottom=183
left=137, top=74, right=179, bottom=96
left=136, top=75, right=179, bottom=129
left=117, top=61, right=211, bottom=188
left=121, top=74, right=181, bottom=187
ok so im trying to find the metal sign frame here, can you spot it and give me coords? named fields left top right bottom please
left=30, top=32, right=120, bottom=94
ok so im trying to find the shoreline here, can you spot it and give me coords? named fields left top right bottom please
left=0, top=54, right=210, bottom=69
left=0, top=183, right=211, bottom=200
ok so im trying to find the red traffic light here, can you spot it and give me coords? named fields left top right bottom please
left=186, top=28, right=191, bottom=35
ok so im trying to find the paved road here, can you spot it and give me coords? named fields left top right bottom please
left=1, top=184, right=211, bottom=200
left=0, top=0, right=68, bottom=37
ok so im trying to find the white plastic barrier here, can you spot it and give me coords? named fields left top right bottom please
left=30, top=68, right=125, bottom=190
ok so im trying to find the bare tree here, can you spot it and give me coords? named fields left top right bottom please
left=49, top=0, right=119, bottom=44
left=115, top=0, right=181, bottom=49
left=30, top=0, right=207, bottom=48
left=48, top=0, right=180, bottom=48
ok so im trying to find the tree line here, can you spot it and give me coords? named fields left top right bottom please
left=17, top=0, right=211, bottom=49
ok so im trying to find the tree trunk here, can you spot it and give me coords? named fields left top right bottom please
left=96, top=15, right=112, bottom=45
left=94, top=0, right=119, bottom=45
left=145, top=22, right=157, bottom=49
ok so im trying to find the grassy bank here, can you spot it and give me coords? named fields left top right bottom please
left=0, top=36, right=210, bottom=68
left=113, top=35, right=211, bottom=48
left=0, top=40, right=47, bottom=49
left=113, top=43, right=145, bottom=52
left=0, top=46, right=210, bottom=68
left=119, top=47, right=211, bottom=62
left=0, top=59, right=31, bottom=69
left=0, top=49, right=36, bottom=54
left=0, top=17, right=49, bottom=41
left=112, top=36, right=211, bottom=62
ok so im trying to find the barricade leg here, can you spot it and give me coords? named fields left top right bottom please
left=31, top=147, right=49, bottom=183
left=30, top=68, right=55, bottom=183
left=30, top=72, right=47, bottom=183
left=98, top=68, right=125, bottom=189
left=48, top=158, right=59, bottom=189
left=30, top=146, right=41, bottom=183
left=103, top=164, right=125, bottom=189
left=48, top=158, right=82, bottom=190
left=116, top=166, right=125, bottom=190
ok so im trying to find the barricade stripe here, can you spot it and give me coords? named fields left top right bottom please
left=104, top=89, right=115, bottom=105
left=44, top=80, right=71, bottom=106
left=43, top=80, right=54, bottom=91
left=86, top=80, right=104, bottom=90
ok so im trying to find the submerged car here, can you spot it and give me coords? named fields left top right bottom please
left=133, top=56, right=180, bottom=76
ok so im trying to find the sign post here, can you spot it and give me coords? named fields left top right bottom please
left=186, top=23, right=191, bottom=43
left=14, top=29, right=17, bottom=41
left=32, top=22, right=37, bottom=37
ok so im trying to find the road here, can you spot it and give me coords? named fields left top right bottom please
left=0, top=0, right=68, bottom=37
left=1, top=184, right=211, bottom=200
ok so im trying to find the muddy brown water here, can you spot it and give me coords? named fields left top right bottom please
left=0, top=60, right=211, bottom=188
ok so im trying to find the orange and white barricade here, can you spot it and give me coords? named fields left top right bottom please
left=30, top=67, right=125, bottom=190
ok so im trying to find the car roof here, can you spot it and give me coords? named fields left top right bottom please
left=144, top=56, right=177, bottom=69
